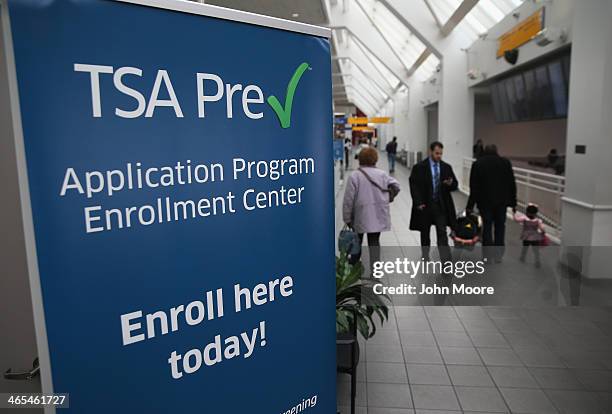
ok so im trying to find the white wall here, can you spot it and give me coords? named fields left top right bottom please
left=422, top=75, right=440, bottom=105
left=376, top=83, right=427, bottom=155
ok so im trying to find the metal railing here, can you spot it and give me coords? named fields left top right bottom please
left=462, top=158, right=565, bottom=237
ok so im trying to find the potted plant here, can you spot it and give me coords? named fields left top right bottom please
left=336, top=252, right=390, bottom=339
left=335, top=252, right=390, bottom=414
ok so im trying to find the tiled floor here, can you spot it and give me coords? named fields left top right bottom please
left=335, top=153, right=612, bottom=414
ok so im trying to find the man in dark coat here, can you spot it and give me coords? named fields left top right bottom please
left=386, top=136, right=398, bottom=172
left=409, top=141, right=458, bottom=259
left=466, top=144, right=517, bottom=261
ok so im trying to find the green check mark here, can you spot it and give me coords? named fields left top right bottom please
left=267, top=62, right=310, bottom=129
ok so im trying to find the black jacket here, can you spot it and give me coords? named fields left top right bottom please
left=466, top=154, right=517, bottom=211
left=386, top=141, right=398, bottom=154
left=409, top=158, right=458, bottom=231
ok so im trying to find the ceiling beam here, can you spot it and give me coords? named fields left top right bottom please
left=440, top=0, right=479, bottom=37
left=422, top=0, right=442, bottom=29
left=407, top=49, right=432, bottom=77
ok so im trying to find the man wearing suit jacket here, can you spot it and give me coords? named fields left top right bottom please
left=409, top=141, right=458, bottom=259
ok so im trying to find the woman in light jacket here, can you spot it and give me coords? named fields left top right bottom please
left=343, top=147, right=400, bottom=264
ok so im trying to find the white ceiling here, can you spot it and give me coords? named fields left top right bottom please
left=204, top=0, right=328, bottom=25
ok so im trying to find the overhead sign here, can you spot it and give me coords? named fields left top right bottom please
left=348, top=116, right=368, bottom=124
left=497, top=8, right=544, bottom=58
left=348, top=116, right=391, bottom=124
left=369, top=117, right=392, bottom=124
left=352, top=126, right=375, bottom=132
left=2, top=0, right=334, bottom=413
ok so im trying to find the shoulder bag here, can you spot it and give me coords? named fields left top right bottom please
left=358, top=168, right=399, bottom=203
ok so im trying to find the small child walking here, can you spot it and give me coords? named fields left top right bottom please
left=514, top=203, right=545, bottom=267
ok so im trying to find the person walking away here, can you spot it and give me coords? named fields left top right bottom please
left=473, top=139, right=484, bottom=159
left=409, top=141, right=458, bottom=261
left=343, top=147, right=400, bottom=267
left=354, top=138, right=369, bottom=160
left=386, top=137, right=398, bottom=173
left=514, top=203, right=545, bottom=267
left=344, top=138, right=352, bottom=170
left=466, top=144, right=517, bottom=262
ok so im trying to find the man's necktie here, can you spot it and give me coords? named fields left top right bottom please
left=433, top=162, right=440, bottom=201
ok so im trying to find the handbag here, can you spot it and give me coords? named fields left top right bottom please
left=358, top=168, right=399, bottom=202
left=338, top=224, right=361, bottom=256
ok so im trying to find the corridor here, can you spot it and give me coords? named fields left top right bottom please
left=335, top=153, right=612, bottom=414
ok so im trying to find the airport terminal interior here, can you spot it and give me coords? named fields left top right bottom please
left=1, top=0, right=612, bottom=413
left=233, top=0, right=612, bottom=412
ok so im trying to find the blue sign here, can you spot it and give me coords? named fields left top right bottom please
left=333, top=139, right=344, bottom=160
left=4, top=1, right=334, bottom=413
left=334, top=116, right=347, bottom=125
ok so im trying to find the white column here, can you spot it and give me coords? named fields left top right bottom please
left=386, top=0, right=475, bottom=180
left=406, top=80, right=428, bottom=154
left=438, top=50, right=474, bottom=177
left=561, top=0, right=612, bottom=277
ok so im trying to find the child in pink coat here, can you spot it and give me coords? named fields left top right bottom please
left=514, top=203, right=545, bottom=267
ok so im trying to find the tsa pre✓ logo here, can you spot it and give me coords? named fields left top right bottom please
left=74, top=62, right=311, bottom=129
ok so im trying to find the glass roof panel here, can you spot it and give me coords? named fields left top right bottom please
left=350, top=69, right=387, bottom=103
left=342, top=62, right=387, bottom=107
left=461, top=0, right=524, bottom=42
left=430, top=0, right=525, bottom=43
left=351, top=35, right=400, bottom=90
left=346, top=88, right=376, bottom=114
left=357, top=0, right=428, bottom=72
left=333, top=0, right=525, bottom=101
left=428, top=0, right=462, bottom=25
left=339, top=59, right=384, bottom=110
left=356, top=70, right=389, bottom=101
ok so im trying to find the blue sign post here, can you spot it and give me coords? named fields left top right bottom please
left=2, top=0, right=334, bottom=412
left=333, top=139, right=344, bottom=161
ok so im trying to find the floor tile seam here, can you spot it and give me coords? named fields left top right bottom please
left=393, top=304, right=420, bottom=411
left=452, top=306, right=516, bottom=414
left=423, top=306, right=467, bottom=413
